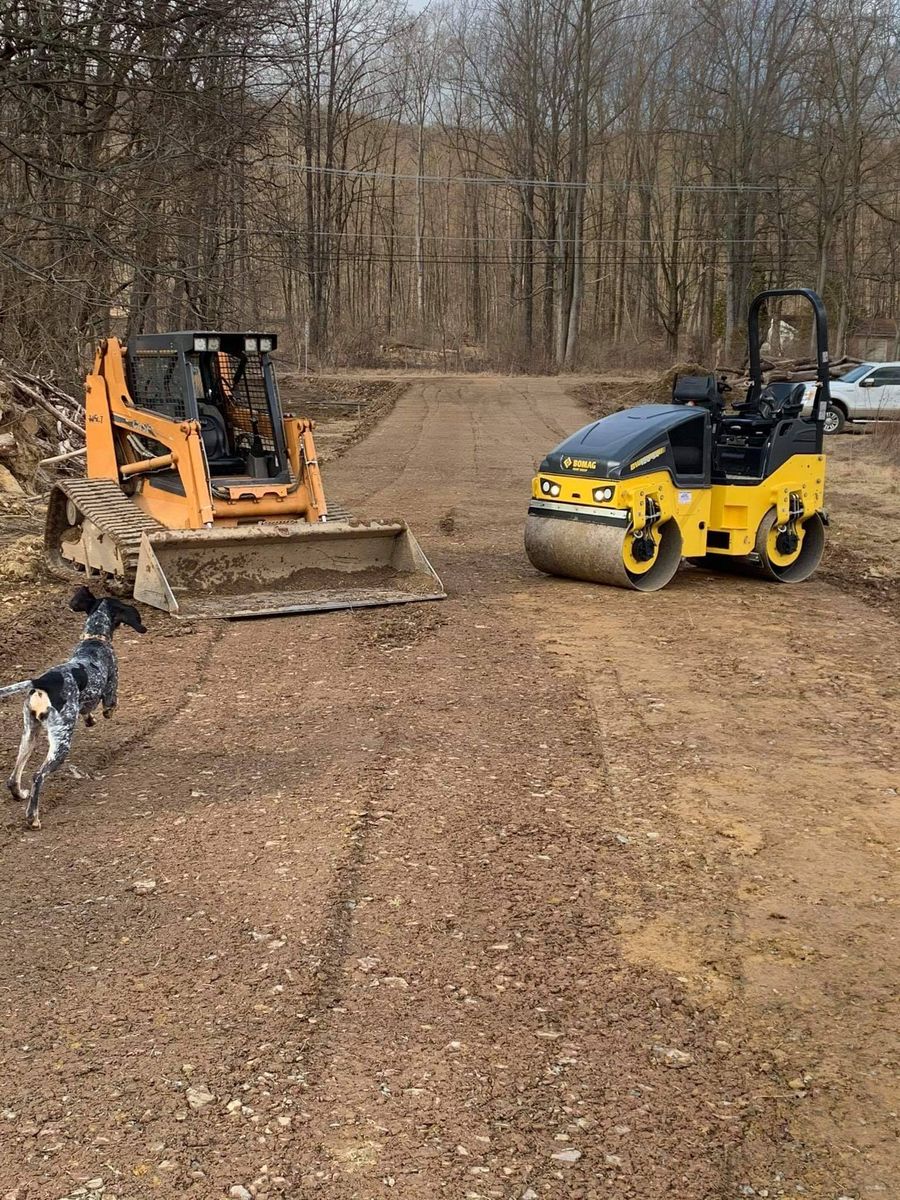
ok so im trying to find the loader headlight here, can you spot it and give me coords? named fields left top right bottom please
left=244, top=336, right=259, bottom=353
left=207, top=336, right=221, bottom=352
left=193, top=335, right=221, bottom=353
left=259, top=337, right=273, bottom=352
left=593, top=486, right=615, bottom=503
left=194, top=336, right=208, bottom=351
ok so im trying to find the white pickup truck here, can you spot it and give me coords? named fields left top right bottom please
left=810, top=362, right=900, bottom=433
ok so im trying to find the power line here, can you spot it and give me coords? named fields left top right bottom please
left=271, top=228, right=775, bottom=246
left=282, top=162, right=804, bottom=193
left=259, top=253, right=813, bottom=268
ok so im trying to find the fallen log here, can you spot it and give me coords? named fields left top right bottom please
left=6, top=376, right=84, bottom=440
left=39, top=447, right=87, bottom=467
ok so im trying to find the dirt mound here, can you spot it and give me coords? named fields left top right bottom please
left=644, top=361, right=711, bottom=401
left=0, top=534, right=45, bottom=582
left=574, top=361, right=712, bottom=419
left=360, top=602, right=448, bottom=650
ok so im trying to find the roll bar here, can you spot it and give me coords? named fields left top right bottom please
left=748, top=288, right=831, bottom=450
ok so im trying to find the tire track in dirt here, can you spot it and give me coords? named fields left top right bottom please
left=0, top=613, right=404, bottom=1195
left=514, top=381, right=578, bottom=447
left=263, top=377, right=823, bottom=1196
left=290, top=713, right=409, bottom=1093
left=277, top=600, right=755, bottom=1197
left=75, top=624, right=227, bottom=772
left=345, top=383, right=439, bottom=515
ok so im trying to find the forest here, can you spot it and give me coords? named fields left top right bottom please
left=2, top=0, right=899, bottom=376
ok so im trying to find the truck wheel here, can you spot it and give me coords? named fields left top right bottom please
left=823, top=404, right=845, bottom=434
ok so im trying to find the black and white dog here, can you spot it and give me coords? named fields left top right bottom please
left=0, top=587, right=146, bottom=828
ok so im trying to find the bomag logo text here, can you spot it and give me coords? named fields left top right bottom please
left=562, top=457, right=597, bottom=471
left=629, top=446, right=665, bottom=471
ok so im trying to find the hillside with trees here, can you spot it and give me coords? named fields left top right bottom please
left=2, top=0, right=898, bottom=376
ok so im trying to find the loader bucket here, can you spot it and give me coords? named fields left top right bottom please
left=133, top=520, right=446, bottom=618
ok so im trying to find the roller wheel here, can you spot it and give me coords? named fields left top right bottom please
left=622, top=519, right=683, bottom=591
left=754, top=507, right=825, bottom=582
left=690, top=510, right=825, bottom=583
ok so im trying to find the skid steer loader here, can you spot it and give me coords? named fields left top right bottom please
left=45, top=332, right=444, bottom=617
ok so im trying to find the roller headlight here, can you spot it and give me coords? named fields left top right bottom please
left=592, top=486, right=615, bottom=503
left=550, top=484, right=561, bottom=497
left=540, top=479, right=552, bottom=494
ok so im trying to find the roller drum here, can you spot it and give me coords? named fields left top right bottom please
left=525, top=513, right=682, bottom=592
left=688, top=509, right=825, bottom=584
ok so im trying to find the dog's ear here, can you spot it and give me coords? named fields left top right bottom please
left=70, top=586, right=99, bottom=613
left=109, top=599, right=147, bottom=635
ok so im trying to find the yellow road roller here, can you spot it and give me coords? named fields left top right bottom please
left=526, top=288, right=831, bottom=591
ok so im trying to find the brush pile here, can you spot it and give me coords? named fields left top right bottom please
left=0, top=364, right=85, bottom=506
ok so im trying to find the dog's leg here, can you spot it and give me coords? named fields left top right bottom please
left=102, top=667, right=118, bottom=720
left=25, top=720, right=70, bottom=830
left=83, top=711, right=97, bottom=728
left=8, top=705, right=38, bottom=802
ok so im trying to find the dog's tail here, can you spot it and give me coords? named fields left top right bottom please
left=28, top=688, right=51, bottom=721
left=0, top=680, right=32, bottom=700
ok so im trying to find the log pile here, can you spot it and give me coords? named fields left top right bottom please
left=0, top=363, right=85, bottom=504
left=577, top=352, right=868, bottom=422
left=730, top=354, right=863, bottom=386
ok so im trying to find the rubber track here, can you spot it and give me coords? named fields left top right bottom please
left=324, top=501, right=353, bottom=521
left=49, top=478, right=164, bottom=588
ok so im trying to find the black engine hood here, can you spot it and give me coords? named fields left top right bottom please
left=539, top=404, right=708, bottom=481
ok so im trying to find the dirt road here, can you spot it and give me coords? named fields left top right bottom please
left=0, top=378, right=897, bottom=1200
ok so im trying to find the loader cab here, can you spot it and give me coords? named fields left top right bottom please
left=125, top=331, right=289, bottom=488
